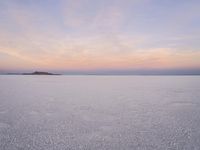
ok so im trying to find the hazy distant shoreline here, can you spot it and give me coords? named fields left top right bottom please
left=4, top=71, right=61, bottom=76
left=1, top=69, right=200, bottom=76
left=1, top=73, right=200, bottom=76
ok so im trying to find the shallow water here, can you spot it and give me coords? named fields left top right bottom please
left=0, top=76, right=200, bottom=150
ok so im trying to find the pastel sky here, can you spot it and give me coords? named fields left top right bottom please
left=0, top=0, right=200, bottom=73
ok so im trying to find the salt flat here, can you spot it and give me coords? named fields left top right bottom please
left=0, top=76, right=200, bottom=150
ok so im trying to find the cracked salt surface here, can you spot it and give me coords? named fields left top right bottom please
left=0, top=75, right=200, bottom=150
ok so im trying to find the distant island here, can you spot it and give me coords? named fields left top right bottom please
left=23, top=71, right=61, bottom=75
left=7, top=71, right=61, bottom=75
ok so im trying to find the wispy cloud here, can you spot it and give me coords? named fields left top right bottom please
left=0, top=0, right=200, bottom=72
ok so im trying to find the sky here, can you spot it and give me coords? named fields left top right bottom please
left=0, top=0, right=200, bottom=74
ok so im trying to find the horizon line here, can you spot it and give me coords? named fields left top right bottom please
left=1, top=68, right=200, bottom=76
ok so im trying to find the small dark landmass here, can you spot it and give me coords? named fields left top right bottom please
left=6, top=71, right=61, bottom=75
left=2, top=68, right=200, bottom=75
left=23, top=71, right=61, bottom=75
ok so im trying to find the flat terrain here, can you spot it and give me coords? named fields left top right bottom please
left=0, top=76, right=200, bottom=150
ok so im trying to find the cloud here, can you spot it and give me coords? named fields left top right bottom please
left=90, top=6, right=124, bottom=32
left=61, top=0, right=92, bottom=27
left=0, top=0, right=200, bottom=71
left=61, top=0, right=127, bottom=33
